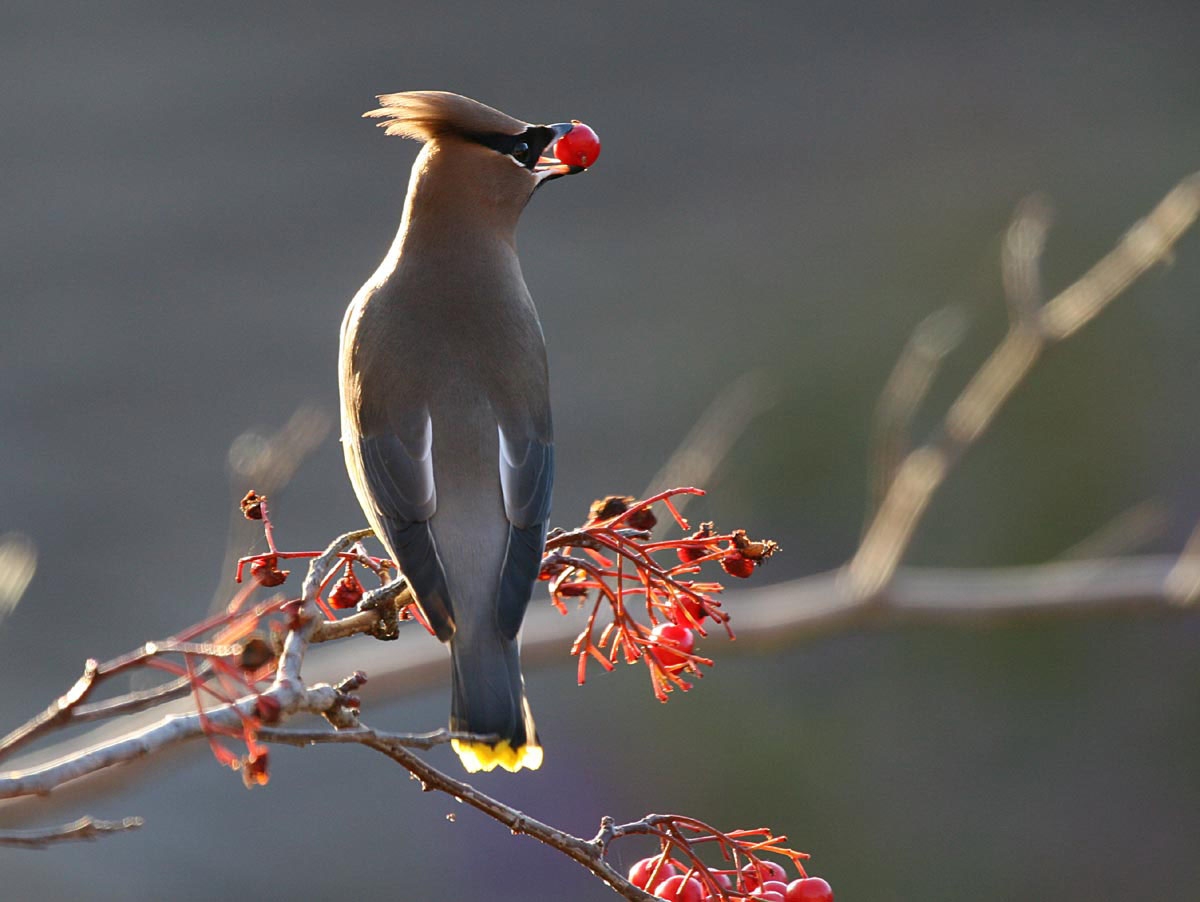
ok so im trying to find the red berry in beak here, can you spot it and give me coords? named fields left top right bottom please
left=554, top=121, right=601, bottom=168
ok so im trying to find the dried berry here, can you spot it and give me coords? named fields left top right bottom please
left=588, top=494, right=633, bottom=522
left=239, top=490, right=265, bottom=520
left=250, top=558, right=288, bottom=587
left=328, top=572, right=364, bottom=609
left=731, top=529, right=780, bottom=562
left=626, top=506, right=657, bottom=531
left=238, top=635, right=274, bottom=671
left=241, top=749, right=269, bottom=788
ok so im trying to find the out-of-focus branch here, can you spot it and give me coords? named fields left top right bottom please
left=2, top=174, right=1198, bottom=902
left=1056, top=499, right=1168, bottom=561
left=847, top=172, right=1200, bottom=601
left=1166, top=519, right=1200, bottom=606
left=0, top=816, right=144, bottom=849
left=2, top=550, right=1190, bottom=814
left=865, top=306, right=967, bottom=523
left=642, top=369, right=779, bottom=527
left=0, top=532, right=37, bottom=628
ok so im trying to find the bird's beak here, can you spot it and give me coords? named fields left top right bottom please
left=533, top=122, right=586, bottom=183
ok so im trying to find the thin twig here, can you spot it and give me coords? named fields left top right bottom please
left=642, top=369, right=779, bottom=528
left=865, top=305, right=968, bottom=523
left=270, top=721, right=658, bottom=901
left=0, top=816, right=144, bottom=848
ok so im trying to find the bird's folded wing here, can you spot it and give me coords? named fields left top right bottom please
left=496, top=428, right=555, bottom=639
left=359, top=421, right=455, bottom=639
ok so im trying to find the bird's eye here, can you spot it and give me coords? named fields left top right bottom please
left=511, top=142, right=533, bottom=165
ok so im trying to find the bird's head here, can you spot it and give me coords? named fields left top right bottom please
left=364, top=91, right=600, bottom=233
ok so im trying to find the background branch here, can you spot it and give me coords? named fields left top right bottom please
left=0, top=816, right=144, bottom=849
left=847, top=172, right=1200, bottom=600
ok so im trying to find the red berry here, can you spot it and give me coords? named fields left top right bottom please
left=671, top=595, right=708, bottom=626
left=707, top=872, right=734, bottom=893
left=649, top=623, right=695, bottom=670
left=554, top=121, right=601, bottom=169
left=629, top=857, right=679, bottom=891
left=740, top=861, right=787, bottom=891
left=720, top=552, right=755, bottom=579
left=786, top=877, right=834, bottom=902
left=654, top=874, right=704, bottom=902
left=677, top=522, right=716, bottom=564
left=762, top=881, right=790, bottom=897
left=751, top=892, right=785, bottom=902
left=328, top=572, right=364, bottom=609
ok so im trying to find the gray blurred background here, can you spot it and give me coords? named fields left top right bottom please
left=3, top=2, right=1200, bottom=899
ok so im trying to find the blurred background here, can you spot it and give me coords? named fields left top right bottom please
left=3, top=2, right=1200, bottom=899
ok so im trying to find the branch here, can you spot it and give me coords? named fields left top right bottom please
left=847, top=172, right=1200, bottom=600
left=0, top=816, right=144, bottom=849
left=258, top=722, right=660, bottom=901
left=1, top=174, right=1197, bottom=902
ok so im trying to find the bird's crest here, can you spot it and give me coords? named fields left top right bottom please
left=364, top=91, right=527, bottom=142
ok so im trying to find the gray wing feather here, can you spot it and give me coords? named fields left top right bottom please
left=360, top=416, right=436, bottom=523
left=497, top=426, right=554, bottom=529
left=358, top=416, right=454, bottom=640
left=495, top=426, right=554, bottom=638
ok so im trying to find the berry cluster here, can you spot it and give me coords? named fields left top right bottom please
left=628, top=856, right=834, bottom=901
left=540, top=489, right=779, bottom=700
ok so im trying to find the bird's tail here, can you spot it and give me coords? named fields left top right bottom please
left=448, top=627, right=541, bottom=773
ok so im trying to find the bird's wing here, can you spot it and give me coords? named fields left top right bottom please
left=358, top=413, right=455, bottom=640
left=495, top=426, right=555, bottom=639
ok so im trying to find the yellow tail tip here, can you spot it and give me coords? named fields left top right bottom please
left=451, top=738, right=543, bottom=773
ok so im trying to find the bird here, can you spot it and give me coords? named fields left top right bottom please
left=338, top=91, right=597, bottom=773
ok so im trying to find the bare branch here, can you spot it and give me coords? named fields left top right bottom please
left=866, top=305, right=967, bottom=522
left=0, top=816, right=144, bottom=849
left=1056, top=499, right=1168, bottom=561
left=0, top=532, right=37, bottom=627
left=642, top=369, right=779, bottom=526
left=263, top=721, right=657, bottom=901
left=1002, top=194, right=1053, bottom=325
left=1166, top=518, right=1200, bottom=606
left=847, top=172, right=1200, bottom=600
left=0, top=659, right=100, bottom=763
